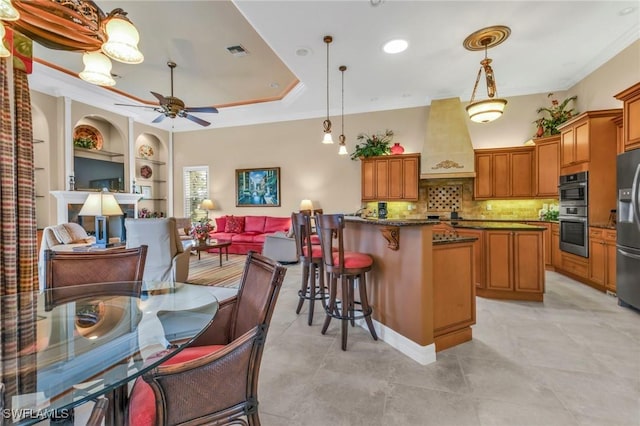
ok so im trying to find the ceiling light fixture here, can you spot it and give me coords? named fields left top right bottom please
left=463, top=25, right=510, bottom=123
left=322, top=35, right=334, bottom=144
left=383, top=39, right=408, bottom=54
left=0, top=0, right=19, bottom=21
left=78, top=51, right=116, bottom=86
left=338, top=65, right=348, bottom=156
left=0, top=22, right=10, bottom=57
left=5, top=1, right=143, bottom=86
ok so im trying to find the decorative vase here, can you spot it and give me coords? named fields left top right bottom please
left=197, top=236, right=207, bottom=245
left=536, top=125, right=544, bottom=138
left=390, top=143, right=405, bottom=155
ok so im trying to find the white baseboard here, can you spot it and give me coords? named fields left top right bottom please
left=356, top=318, right=436, bottom=365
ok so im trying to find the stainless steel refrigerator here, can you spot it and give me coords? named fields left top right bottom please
left=617, top=149, right=640, bottom=311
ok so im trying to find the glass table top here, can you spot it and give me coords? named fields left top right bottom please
left=0, top=281, right=219, bottom=425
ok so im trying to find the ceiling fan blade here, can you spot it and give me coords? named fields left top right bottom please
left=152, top=114, right=167, bottom=123
left=184, top=113, right=211, bottom=127
left=115, top=103, right=157, bottom=109
left=184, top=106, right=219, bottom=114
left=150, top=91, right=167, bottom=103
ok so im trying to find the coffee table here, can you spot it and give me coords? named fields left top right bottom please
left=192, top=239, right=232, bottom=266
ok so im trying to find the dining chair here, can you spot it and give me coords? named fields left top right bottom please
left=126, top=251, right=287, bottom=426
left=43, top=246, right=147, bottom=310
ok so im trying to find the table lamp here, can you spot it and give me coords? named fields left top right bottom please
left=78, top=189, right=123, bottom=248
left=299, top=199, right=314, bottom=213
left=200, top=199, right=215, bottom=219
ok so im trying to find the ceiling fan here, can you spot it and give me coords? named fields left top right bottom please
left=116, top=61, right=218, bottom=127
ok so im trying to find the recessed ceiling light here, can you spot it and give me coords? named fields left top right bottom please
left=296, top=47, right=311, bottom=57
left=269, top=82, right=280, bottom=89
left=383, top=39, right=408, bottom=54
left=619, top=6, right=636, bottom=16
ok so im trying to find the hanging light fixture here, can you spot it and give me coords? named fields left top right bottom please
left=5, top=1, right=143, bottom=86
left=338, top=65, right=348, bottom=156
left=322, top=35, right=334, bottom=144
left=0, top=0, right=19, bottom=21
left=463, top=26, right=510, bottom=123
left=79, top=51, right=116, bottom=86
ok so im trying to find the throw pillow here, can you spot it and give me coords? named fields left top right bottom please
left=215, top=216, right=227, bottom=233
left=51, top=224, right=73, bottom=244
left=225, top=216, right=245, bottom=233
left=63, top=222, right=90, bottom=243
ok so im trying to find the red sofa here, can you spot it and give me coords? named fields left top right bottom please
left=208, top=215, right=292, bottom=255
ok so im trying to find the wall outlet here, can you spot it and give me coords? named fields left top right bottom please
left=486, top=204, right=492, bottom=211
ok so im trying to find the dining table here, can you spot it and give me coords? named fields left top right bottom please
left=0, top=280, right=221, bottom=425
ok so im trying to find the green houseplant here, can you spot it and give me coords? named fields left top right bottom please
left=350, top=129, right=394, bottom=161
left=73, top=137, right=96, bottom=149
left=534, top=93, right=578, bottom=137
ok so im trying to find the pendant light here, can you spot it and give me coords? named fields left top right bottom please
left=79, top=51, right=116, bottom=86
left=0, top=0, right=20, bottom=21
left=0, top=22, right=10, bottom=58
left=338, top=65, right=348, bottom=155
left=463, top=26, right=510, bottom=123
left=322, top=35, right=334, bottom=144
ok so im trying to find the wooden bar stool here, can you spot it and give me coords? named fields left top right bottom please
left=291, top=211, right=327, bottom=325
left=315, top=213, right=378, bottom=350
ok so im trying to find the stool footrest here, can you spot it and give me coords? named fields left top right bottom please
left=325, top=300, right=373, bottom=321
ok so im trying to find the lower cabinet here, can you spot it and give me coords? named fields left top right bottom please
left=588, top=227, right=617, bottom=293
left=455, top=228, right=484, bottom=289
left=551, top=222, right=561, bottom=269
left=470, top=229, right=545, bottom=302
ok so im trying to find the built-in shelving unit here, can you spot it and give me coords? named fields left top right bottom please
left=135, top=157, right=166, bottom=165
left=74, top=147, right=125, bottom=158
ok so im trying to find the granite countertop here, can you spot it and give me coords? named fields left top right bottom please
left=344, top=216, right=440, bottom=227
left=440, top=218, right=555, bottom=224
left=451, top=221, right=547, bottom=230
left=432, top=233, right=478, bottom=245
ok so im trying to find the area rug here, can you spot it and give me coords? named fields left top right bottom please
left=186, top=253, right=246, bottom=287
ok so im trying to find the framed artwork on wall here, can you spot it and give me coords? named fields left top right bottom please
left=235, top=167, right=281, bottom=207
left=141, top=186, right=152, bottom=199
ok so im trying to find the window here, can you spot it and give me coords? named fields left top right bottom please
left=183, top=166, right=209, bottom=221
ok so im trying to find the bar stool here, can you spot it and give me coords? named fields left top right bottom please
left=315, top=213, right=378, bottom=350
left=291, top=211, right=327, bottom=325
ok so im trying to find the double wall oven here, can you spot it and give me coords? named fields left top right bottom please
left=558, top=171, right=589, bottom=257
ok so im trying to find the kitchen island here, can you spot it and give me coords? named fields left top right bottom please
left=342, top=217, right=476, bottom=364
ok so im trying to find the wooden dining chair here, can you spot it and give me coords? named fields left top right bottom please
left=126, top=251, right=287, bottom=426
left=43, top=246, right=147, bottom=310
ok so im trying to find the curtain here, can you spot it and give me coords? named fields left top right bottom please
left=0, top=55, right=38, bottom=405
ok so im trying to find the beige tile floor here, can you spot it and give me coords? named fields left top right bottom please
left=258, top=266, right=640, bottom=426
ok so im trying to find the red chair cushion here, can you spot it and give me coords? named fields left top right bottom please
left=302, top=245, right=323, bottom=259
left=128, top=345, right=225, bottom=426
left=331, top=252, right=373, bottom=269
left=309, top=234, right=321, bottom=245
left=224, top=216, right=245, bottom=233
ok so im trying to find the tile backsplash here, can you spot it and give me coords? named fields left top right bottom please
left=364, top=178, right=558, bottom=220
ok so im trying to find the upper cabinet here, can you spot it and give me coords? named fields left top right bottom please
left=558, top=109, right=621, bottom=174
left=614, top=82, right=640, bottom=152
left=361, top=153, right=420, bottom=201
left=534, top=135, right=560, bottom=198
left=474, top=147, right=534, bottom=199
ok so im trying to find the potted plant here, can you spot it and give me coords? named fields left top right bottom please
left=349, top=129, right=394, bottom=161
left=534, top=93, right=578, bottom=137
left=73, top=136, right=96, bottom=149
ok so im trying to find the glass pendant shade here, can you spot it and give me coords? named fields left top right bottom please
left=79, top=51, right=116, bottom=86
left=466, top=98, right=507, bottom=123
left=0, top=23, right=10, bottom=58
left=338, top=138, right=348, bottom=155
left=102, top=16, right=144, bottom=64
left=0, top=0, right=20, bottom=21
left=322, top=131, right=334, bottom=144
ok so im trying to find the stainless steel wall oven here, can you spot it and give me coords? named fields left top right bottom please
left=559, top=172, right=588, bottom=257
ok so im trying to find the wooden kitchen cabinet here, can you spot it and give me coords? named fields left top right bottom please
left=558, top=109, right=621, bottom=173
left=588, top=227, right=617, bottom=293
left=534, top=135, right=560, bottom=197
left=483, top=229, right=544, bottom=300
left=614, top=82, right=640, bottom=152
left=455, top=228, right=484, bottom=289
left=361, top=153, right=420, bottom=201
left=526, top=221, right=552, bottom=268
left=474, top=146, right=534, bottom=199
left=551, top=222, right=561, bottom=269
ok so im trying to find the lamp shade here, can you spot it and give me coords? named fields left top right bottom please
left=79, top=51, right=116, bottom=86
left=78, top=192, right=123, bottom=217
left=0, top=0, right=20, bottom=21
left=101, top=15, right=144, bottom=64
left=299, top=199, right=314, bottom=211
left=466, top=98, right=507, bottom=123
left=0, top=22, right=10, bottom=58
left=200, top=199, right=215, bottom=210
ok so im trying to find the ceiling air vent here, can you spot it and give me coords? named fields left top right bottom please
left=226, top=45, right=249, bottom=57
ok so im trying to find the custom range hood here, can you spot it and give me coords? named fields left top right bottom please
left=421, top=97, right=476, bottom=179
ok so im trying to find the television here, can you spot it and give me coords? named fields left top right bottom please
left=74, top=156, right=125, bottom=192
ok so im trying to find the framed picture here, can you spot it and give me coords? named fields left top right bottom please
left=141, top=186, right=152, bottom=199
left=235, top=167, right=280, bottom=207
